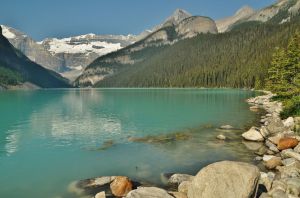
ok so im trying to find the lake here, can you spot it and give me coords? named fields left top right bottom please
left=0, top=89, right=260, bottom=198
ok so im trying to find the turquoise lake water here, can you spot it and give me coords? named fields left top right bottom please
left=0, top=89, right=260, bottom=198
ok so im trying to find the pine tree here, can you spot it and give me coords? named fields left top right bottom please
left=285, top=30, right=300, bottom=96
left=265, top=47, right=288, bottom=95
left=266, top=31, right=300, bottom=98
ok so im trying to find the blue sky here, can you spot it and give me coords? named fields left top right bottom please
left=0, top=0, right=275, bottom=40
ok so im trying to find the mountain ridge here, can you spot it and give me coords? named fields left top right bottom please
left=0, top=25, right=71, bottom=88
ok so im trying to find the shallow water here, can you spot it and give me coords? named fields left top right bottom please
left=0, top=89, right=259, bottom=198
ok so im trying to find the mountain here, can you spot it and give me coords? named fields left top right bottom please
left=137, top=9, right=192, bottom=40
left=75, top=10, right=217, bottom=86
left=0, top=26, right=71, bottom=89
left=217, top=0, right=300, bottom=32
left=1, top=25, right=63, bottom=71
left=216, top=6, right=255, bottom=32
left=93, top=15, right=300, bottom=88
left=1, top=25, right=137, bottom=80
left=76, top=0, right=300, bottom=88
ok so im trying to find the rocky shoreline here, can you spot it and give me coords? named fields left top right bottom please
left=68, top=91, right=300, bottom=198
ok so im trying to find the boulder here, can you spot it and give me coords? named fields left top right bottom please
left=277, top=138, right=299, bottom=150
left=187, top=161, right=260, bottom=198
left=260, top=126, right=270, bottom=138
left=178, top=181, right=191, bottom=194
left=281, top=149, right=300, bottom=161
left=294, top=143, right=300, bottom=153
left=268, top=133, right=284, bottom=145
left=264, top=156, right=282, bottom=169
left=265, top=140, right=279, bottom=153
left=242, top=127, right=264, bottom=142
left=266, top=117, right=285, bottom=135
left=110, top=176, right=133, bottom=197
left=283, top=117, right=295, bottom=129
left=168, top=174, right=194, bottom=186
left=259, top=172, right=275, bottom=191
left=95, top=191, right=106, bottom=198
left=216, top=134, right=226, bottom=140
left=282, top=158, right=297, bottom=166
left=125, top=187, right=173, bottom=198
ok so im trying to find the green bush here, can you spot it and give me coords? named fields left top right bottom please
left=280, top=96, right=300, bottom=119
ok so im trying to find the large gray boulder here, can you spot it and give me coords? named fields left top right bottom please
left=187, top=161, right=260, bottom=198
left=125, top=187, right=173, bottom=198
left=242, top=127, right=264, bottom=142
left=267, top=117, right=285, bottom=135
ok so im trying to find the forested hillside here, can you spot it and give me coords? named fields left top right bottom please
left=95, top=15, right=300, bottom=88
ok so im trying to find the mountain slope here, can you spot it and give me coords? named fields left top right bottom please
left=0, top=26, right=71, bottom=88
left=75, top=13, right=217, bottom=86
left=93, top=13, right=300, bottom=88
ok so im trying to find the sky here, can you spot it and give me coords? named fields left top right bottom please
left=0, top=0, right=276, bottom=41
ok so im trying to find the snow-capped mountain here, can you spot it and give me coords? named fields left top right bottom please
left=0, top=25, right=137, bottom=80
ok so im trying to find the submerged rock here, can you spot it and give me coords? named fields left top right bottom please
left=220, top=125, right=234, bottom=129
left=125, top=187, right=173, bottom=198
left=110, top=176, right=133, bottom=197
left=168, top=174, right=194, bottom=186
left=187, top=161, right=260, bottom=198
left=242, top=127, right=264, bottom=142
left=68, top=176, right=116, bottom=197
left=128, top=132, right=191, bottom=144
left=216, top=134, right=226, bottom=140
left=96, top=140, right=115, bottom=151
left=243, top=141, right=264, bottom=151
left=216, top=125, right=241, bottom=132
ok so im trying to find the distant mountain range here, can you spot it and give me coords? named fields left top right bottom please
left=1, top=0, right=300, bottom=89
left=1, top=25, right=137, bottom=80
left=0, top=26, right=71, bottom=89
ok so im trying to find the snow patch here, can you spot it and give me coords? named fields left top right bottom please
left=45, top=38, right=122, bottom=55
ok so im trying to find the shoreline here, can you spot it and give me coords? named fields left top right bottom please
left=67, top=90, right=300, bottom=198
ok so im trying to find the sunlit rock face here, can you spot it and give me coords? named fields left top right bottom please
left=216, top=6, right=255, bottom=33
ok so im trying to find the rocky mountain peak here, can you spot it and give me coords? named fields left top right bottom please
left=164, top=9, right=192, bottom=26
left=216, top=5, right=255, bottom=33
left=235, top=5, right=255, bottom=17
